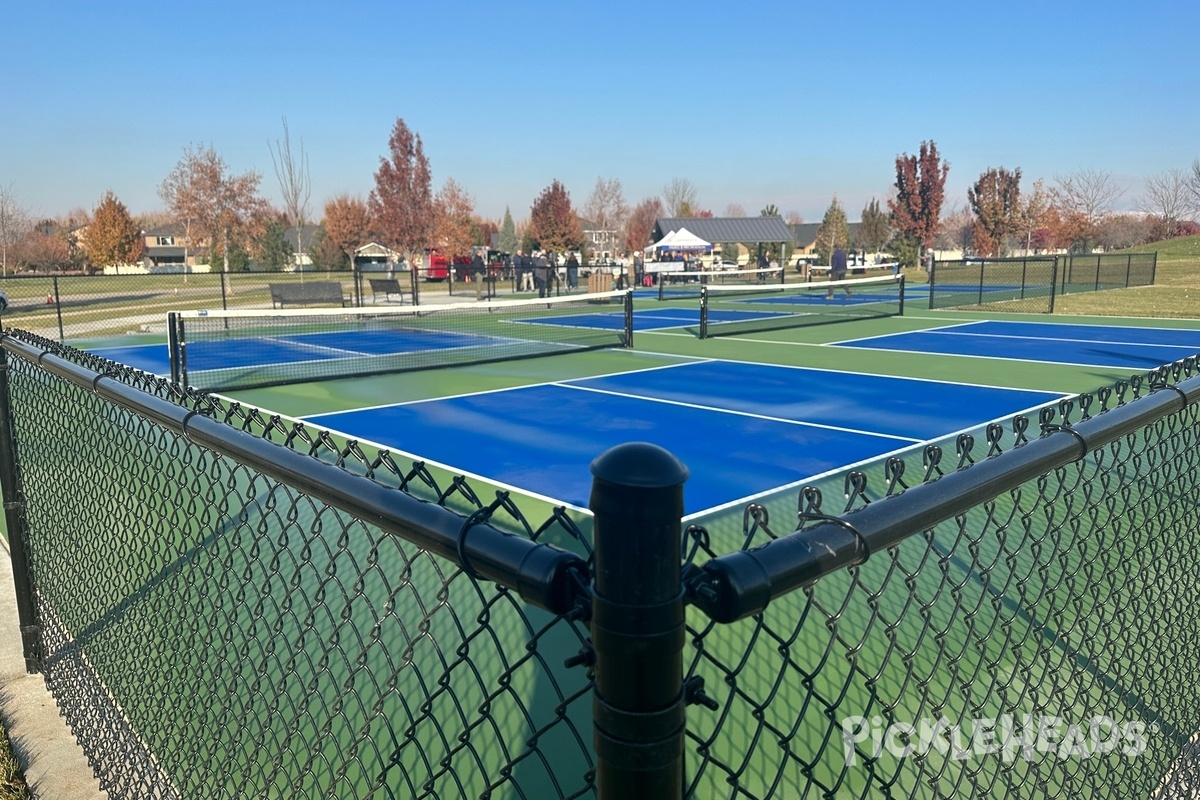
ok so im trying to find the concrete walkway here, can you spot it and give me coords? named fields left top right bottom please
left=0, top=537, right=106, bottom=799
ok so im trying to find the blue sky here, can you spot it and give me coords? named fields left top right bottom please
left=3, top=1, right=1197, bottom=225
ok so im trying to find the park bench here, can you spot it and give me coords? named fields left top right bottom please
left=268, top=281, right=346, bottom=308
left=368, top=277, right=406, bottom=303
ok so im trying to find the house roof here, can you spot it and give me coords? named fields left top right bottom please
left=652, top=216, right=795, bottom=245
left=789, top=222, right=864, bottom=248
left=354, top=241, right=401, bottom=258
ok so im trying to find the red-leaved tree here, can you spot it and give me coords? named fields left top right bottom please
left=888, top=140, right=949, bottom=264
left=369, top=118, right=434, bottom=268
left=624, top=197, right=664, bottom=254
left=528, top=180, right=583, bottom=253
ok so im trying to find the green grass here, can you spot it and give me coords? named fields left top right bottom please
left=0, top=730, right=31, bottom=800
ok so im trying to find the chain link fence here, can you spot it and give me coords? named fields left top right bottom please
left=929, top=253, right=1157, bottom=312
left=3, top=328, right=1199, bottom=798
left=0, top=266, right=600, bottom=344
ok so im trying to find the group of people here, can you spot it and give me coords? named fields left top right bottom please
left=511, top=250, right=581, bottom=298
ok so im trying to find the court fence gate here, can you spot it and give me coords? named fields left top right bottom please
left=929, top=252, right=1158, bottom=312
left=3, top=327, right=1200, bottom=799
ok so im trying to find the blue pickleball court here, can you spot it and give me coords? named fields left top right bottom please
left=302, top=360, right=1062, bottom=517
left=834, top=320, right=1200, bottom=369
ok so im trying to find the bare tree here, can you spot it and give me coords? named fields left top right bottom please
left=268, top=117, right=311, bottom=264
left=1190, top=158, right=1200, bottom=215
left=785, top=210, right=804, bottom=225
left=662, top=177, right=698, bottom=217
left=582, top=177, right=628, bottom=256
left=1053, top=169, right=1124, bottom=250
left=0, top=184, right=31, bottom=277
left=1137, top=168, right=1193, bottom=238
left=724, top=203, right=746, bottom=217
left=935, top=204, right=975, bottom=253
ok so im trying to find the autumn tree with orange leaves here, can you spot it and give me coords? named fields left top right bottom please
left=323, top=194, right=374, bottom=267
left=83, top=191, right=143, bottom=270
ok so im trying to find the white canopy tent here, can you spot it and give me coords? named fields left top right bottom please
left=643, top=229, right=676, bottom=252
left=644, top=227, right=711, bottom=252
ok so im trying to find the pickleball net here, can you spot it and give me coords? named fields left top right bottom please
left=656, top=267, right=785, bottom=301
left=698, top=274, right=905, bottom=338
left=167, top=289, right=634, bottom=391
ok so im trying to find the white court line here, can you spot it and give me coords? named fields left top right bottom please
left=553, top=382, right=922, bottom=444
left=297, top=354, right=718, bottom=416
left=634, top=348, right=1073, bottom=397
left=816, top=341, right=1177, bottom=371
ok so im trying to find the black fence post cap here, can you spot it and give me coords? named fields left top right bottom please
left=590, top=442, right=689, bottom=489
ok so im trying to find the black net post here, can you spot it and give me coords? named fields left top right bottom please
left=589, top=443, right=689, bottom=800
left=0, top=344, right=40, bottom=671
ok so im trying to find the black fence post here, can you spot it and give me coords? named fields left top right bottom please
left=0, top=345, right=41, bottom=672
left=53, top=276, right=64, bottom=342
left=589, top=443, right=689, bottom=800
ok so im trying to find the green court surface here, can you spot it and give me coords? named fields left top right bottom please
left=41, top=282, right=1200, bottom=797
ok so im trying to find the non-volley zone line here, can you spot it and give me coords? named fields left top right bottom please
left=301, top=360, right=1063, bottom=518
left=833, top=319, right=1200, bottom=370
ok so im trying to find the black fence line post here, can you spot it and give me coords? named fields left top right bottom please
left=53, top=276, right=64, bottom=342
left=976, top=259, right=984, bottom=306
left=1049, top=257, right=1058, bottom=313
left=0, top=346, right=41, bottom=672
left=1126, top=254, right=1132, bottom=288
left=589, top=443, right=689, bottom=800
left=1020, top=258, right=1028, bottom=301
left=411, top=263, right=421, bottom=306
left=927, top=259, right=937, bottom=310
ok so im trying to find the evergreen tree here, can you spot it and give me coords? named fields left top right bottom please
left=814, top=197, right=849, bottom=264
left=499, top=206, right=518, bottom=253
left=859, top=198, right=891, bottom=255
left=259, top=218, right=294, bottom=271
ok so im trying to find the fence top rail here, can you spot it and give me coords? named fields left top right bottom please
left=0, top=332, right=590, bottom=616
left=688, top=359, right=1200, bottom=623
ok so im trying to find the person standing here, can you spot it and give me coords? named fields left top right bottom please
left=470, top=250, right=487, bottom=300
left=565, top=252, right=579, bottom=290
left=516, top=251, right=534, bottom=292
left=827, top=244, right=851, bottom=299
left=533, top=251, right=550, bottom=298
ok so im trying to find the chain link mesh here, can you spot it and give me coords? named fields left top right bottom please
left=680, top=358, right=1200, bottom=798
left=4, top=327, right=1199, bottom=798
left=3, top=329, right=597, bottom=799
